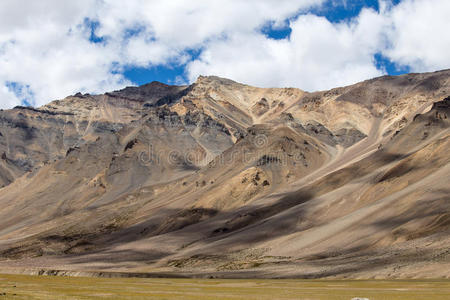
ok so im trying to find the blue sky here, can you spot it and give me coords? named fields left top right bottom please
left=0, top=0, right=449, bottom=108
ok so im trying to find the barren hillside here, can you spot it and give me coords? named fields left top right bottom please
left=0, top=70, right=449, bottom=279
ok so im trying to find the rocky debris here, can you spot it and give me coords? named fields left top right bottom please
left=280, top=112, right=294, bottom=122
left=12, top=105, right=74, bottom=116
left=256, top=155, right=281, bottom=166
left=304, top=121, right=337, bottom=146
left=251, top=98, right=270, bottom=116
left=183, top=111, right=230, bottom=134
left=144, top=107, right=182, bottom=126
left=384, top=117, right=409, bottom=137
left=124, top=139, right=138, bottom=151
left=153, top=84, right=194, bottom=107
left=304, top=121, right=366, bottom=147
left=413, top=96, right=449, bottom=125
left=195, top=75, right=241, bottom=87
left=107, top=81, right=188, bottom=106
left=430, top=96, right=450, bottom=117
left=73, top=92, right=91, bottom=98
left=334, top=128, right=367, bottom=147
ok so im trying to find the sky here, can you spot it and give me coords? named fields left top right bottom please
left=0, top=0, right=449, bottom=109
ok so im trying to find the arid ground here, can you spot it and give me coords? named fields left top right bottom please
left=0, top=70, right=449, bottom=278
left=0, top=274, right=449, bottom=299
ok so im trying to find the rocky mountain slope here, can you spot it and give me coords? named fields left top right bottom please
left=0, top=70, right=448, bottom=278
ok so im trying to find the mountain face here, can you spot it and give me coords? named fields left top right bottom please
left=0, top=70, right=449, bottom=278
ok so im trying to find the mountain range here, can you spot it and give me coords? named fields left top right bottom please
left=0, top=69, right=449, bottom=278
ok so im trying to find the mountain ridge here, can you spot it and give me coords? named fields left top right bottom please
left=0, top=69, right=449, bottom=279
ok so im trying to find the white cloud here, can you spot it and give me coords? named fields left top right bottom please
left=0, top=0, right=324, bottom=108
left=187, top=0, right=450, bottom=91
left=383, top=0, right=450, bottom=72
left=0, top=85, right=21, bottom=109
left=0, top=0, right=127, bottom=107
left=0, top=0, right=449, bottom=108
left=187, top=9, right=387, bottom=91
left=96, top=0, right=324, bottom=47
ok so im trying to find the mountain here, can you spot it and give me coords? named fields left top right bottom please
left=0, top=70, right=448, bottom=279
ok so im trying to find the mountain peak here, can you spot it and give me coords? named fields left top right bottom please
left=195, top=75, right=242, bottom=86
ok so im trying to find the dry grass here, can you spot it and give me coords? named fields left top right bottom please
left=0, top=274, right=449, bottom=299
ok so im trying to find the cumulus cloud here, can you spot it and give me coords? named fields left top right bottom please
left=0, top=85, right=21, bottom=109
left=0, top=0, right=128, bottom=108
left=0, top=0, right=449, bottom=108
left=0, top=0, right=324, bottom=107
left=187, top=0, right=450, bottom=91
left=187, top=9, right=387, bottom=90
left=382, top=0, right=450, bottom=71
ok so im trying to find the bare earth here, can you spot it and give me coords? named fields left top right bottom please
left=0, top=274, right=450, bottom=299
left=0, top=70, right=449, bottom=279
